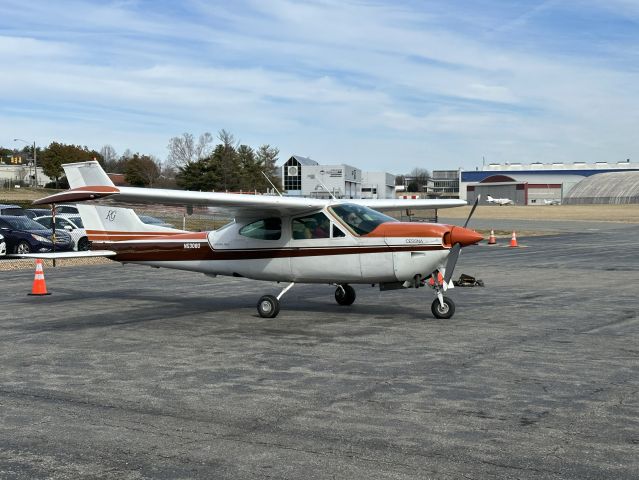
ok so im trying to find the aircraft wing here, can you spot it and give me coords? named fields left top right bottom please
left=351, top=198, right=466, bottom=211
left=33, top=161, right=465, bottom=216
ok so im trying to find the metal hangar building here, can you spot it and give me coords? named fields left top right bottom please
left=460, top=161, right=639, bottom=205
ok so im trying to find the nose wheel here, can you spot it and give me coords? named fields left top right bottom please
left=431, top=296, right=455, bottom=319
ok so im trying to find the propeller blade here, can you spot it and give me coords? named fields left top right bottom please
left=463, top=194, right=481, bottom=228
left=443, top=243, right=461, bottom=284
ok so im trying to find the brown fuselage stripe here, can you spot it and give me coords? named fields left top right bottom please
left=86, top=231, right=206, bottom=242
left=94, top=242, right=446, bottom=262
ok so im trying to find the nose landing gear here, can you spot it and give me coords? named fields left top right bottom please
left=427, top=271, right=456, bottom=319
left=431, top=296, right=455, bottom=319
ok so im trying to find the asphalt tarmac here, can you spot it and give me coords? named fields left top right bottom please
left=1, top=224, right=638, bottom=479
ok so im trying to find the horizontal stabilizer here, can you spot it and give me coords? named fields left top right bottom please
left=33, top=186, right=120, bottom=205
left=65, top=161, right=115, bottom=189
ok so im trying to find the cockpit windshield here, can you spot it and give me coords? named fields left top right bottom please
left=329, top=203, right=397, bottom=235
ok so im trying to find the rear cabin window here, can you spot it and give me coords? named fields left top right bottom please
left=292, top=212, right=331, bottom=240
left=329, top=203, right=397, bottom=235
left=239, top=218, right=281, bottom=240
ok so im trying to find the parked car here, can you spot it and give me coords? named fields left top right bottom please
left=23, top=208, right=53, bottom=220
left=55, top=204, right=79, bottom=215
left=139, top=214, right=175, bottom=229
left=34, top=214, right=90, bottom=251
left=0, top=204, right=27, bottom=216
left=0, top=233, right=6, bottom=257
left=0, top=215, right=73, bottom=254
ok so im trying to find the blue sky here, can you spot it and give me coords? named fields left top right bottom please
left=1, top=0, right=638, bottom=172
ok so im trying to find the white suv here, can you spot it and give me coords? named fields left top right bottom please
left=34, top=214, right=90, bottom=251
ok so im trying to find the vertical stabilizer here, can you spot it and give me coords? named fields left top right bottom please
left=77, top=205, right=185, bottom=242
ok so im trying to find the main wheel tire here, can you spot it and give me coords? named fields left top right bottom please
left=335, top=284, right=356, bottom=306
left=431, top=296, right=456, bottom=319
left=257, top=295, right=280, bottom=318
left=15, top=241, right=31, bottom=254
left=77, top=237, right=90, bottom=251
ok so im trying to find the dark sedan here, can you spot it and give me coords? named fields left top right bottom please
left=0, top=216, right=73, bottom=254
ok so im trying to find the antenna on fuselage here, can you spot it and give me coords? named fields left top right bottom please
left=261, top=171, right=282, bottom=197
left=307, top=173, right=336, bottom=200
left=315, top=178, right=337, bottom=200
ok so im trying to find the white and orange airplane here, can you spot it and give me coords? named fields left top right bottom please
left=26, top=161, right=482, bottom=319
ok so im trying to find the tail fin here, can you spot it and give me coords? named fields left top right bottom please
left=77, top=205, right=185, bottom=243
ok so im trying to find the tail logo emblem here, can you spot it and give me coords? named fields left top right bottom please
left=105, top=210, right=117, bottom=222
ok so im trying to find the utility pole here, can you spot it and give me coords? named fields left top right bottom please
left=33, top=141, right=38, bottom=187
left=13, top=138, right=38, bottom=187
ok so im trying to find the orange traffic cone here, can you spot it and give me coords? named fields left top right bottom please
left=509, top=231, right=518, bottom=248
left=28, top=259, right=51, bottom=296
left=488, top=229, right=497, bottom=245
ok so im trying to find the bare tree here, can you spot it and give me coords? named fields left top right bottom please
left=195, top=132, right=213, bottom=159
left=408, top=167, right=431, bottom=192
left=167, top=132, right=213, bottom=168
left=100, top=145, right=118, bottom=170
left=121, top=148, right=134, bottom=160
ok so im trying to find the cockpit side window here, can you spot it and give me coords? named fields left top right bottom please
left=332, top=224, right=345, bottom=238
left=329, top=203, right=397, bottom=235
left=239, top=218, right=281, bottom=240
left=292, top=212, right=330, bottom=240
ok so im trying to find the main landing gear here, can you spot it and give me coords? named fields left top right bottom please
left=256, top=282, right=357, bottom=318
left=257, top=295, right=280, bottom=318
left=257, top=282, right=295, bottom=318
left=335, top=284, right=356, bottom=306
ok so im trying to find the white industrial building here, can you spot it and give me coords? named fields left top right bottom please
left=460, top=161, right=639, bottom=205
left=281, top=155, right=395, bottom=199
left=0, top=164, right=51, bottom=188
left=361, top=172, right=396, bottom=199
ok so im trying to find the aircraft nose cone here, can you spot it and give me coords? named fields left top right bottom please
left=449, top=226, right=483, bottom=247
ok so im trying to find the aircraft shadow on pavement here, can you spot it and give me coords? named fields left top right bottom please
left=15, top=287, right=431, bottom=334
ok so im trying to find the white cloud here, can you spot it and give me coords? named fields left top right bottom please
left=0, top=0, right=638, bottom=170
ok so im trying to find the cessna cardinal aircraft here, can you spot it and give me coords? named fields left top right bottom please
left=27, top=161, right=483, bottom=319
left=486, top=195, right=514, bottom=206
